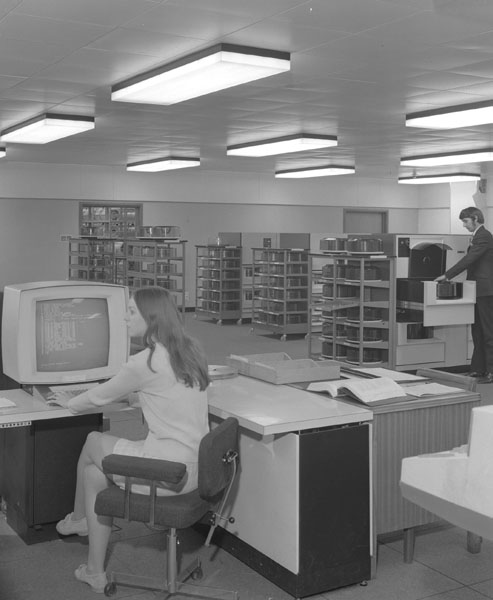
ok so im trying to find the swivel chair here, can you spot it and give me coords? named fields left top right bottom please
left=94, top=417, right=239, bottom=599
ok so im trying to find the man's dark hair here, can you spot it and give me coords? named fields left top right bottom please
left=459, top=206, right=484, bottom=224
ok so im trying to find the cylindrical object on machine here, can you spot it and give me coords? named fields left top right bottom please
left=346, top=237, right=383, bottom=253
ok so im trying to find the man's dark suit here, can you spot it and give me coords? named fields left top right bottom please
left=445, top=225, right=493, bottom=374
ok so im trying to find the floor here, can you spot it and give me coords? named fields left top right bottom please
left=2, top=314, right=493, bottom=600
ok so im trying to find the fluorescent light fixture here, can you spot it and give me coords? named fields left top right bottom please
left=112, top=43, right=290, bottom=106
left=401, top=149, right=493, bottom=167
left=126, top=157, right=200, bottom=172
left=227, top=134, right=337, bottom=157
left=0, top=113, right=95, bottom=144
left=406, top=100, right=493, bottom=129
left=275, top=165, right=355, bottom=179
left=399, top=173, right=481, bottom=184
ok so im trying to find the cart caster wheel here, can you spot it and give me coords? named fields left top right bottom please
left=191, top=566, right=203, bottom=580
left=104, top=582, right=117, bottom=596
left=359, top=580, right=368, bottom=587
left=281, top=335, right=287, bottom=341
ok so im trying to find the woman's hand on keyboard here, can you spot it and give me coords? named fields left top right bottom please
left=47, top=390, right=75, bottom=408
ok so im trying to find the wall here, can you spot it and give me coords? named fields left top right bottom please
left=417, top=180, right=492, bottom=234
left=0, top=161, right=421, bottom=301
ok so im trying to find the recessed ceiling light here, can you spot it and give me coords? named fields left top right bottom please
left=400, top=149, right=493, bottom=167
left=0, top=114, right=95, bottom=144
left=399, top=173, right=481, bottom=184
left=112, top=43, right=290, bottom=106
left=227, top=134, right=337, bottom=157
left=126, top=157, right=200, bottom=172
left=275, top=165, right=355, bottom=179
left=406, top=100, right=493, bottom=129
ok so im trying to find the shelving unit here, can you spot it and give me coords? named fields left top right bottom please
left=68, top=238, right=187, bottom=312
left=309, top=252, right=396, bottom=367
left=79, top=203, right=142, bottom=238
left=195, top=245, right=242, bottom=324
left=252, top=248, right=309, bottom=340
left=68, top=239, right=116, bottom=282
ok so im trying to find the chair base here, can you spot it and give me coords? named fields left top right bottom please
left=104, top=557, right=238, bottom=599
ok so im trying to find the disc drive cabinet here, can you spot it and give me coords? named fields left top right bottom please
left=310, top=234, right=475, bottom=370
left=195, top=245, right=242, bottom=324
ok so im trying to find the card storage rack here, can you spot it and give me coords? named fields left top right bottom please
left=251, top=248, right=309, bottom=340
left=195, top=245, right=242, bottom=324
left=309, top=252, right=396, bottom=367
left=68, top=238, right=187, bottom=311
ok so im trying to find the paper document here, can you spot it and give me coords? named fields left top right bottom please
left=404, top=383, right=464, bottom=397
left=0, top=397, right=16, bottom=408
left=351, top=367, right=427, bottom=382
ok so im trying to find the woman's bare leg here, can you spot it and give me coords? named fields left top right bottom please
left=84, top=463, right=114, bottom=574
left=72, top=431, right=119, bottom=519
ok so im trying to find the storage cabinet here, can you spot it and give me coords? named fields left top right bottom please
left=309, top=253, right=396, bottom=367
left=79, top=203, right=142, bottom=238
left=69, top=238, right=186, bottom=311
left=195, top=245, right=242, bottom=324
left=252, top=248, right=309, bottom=340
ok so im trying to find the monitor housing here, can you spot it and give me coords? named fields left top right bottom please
left=2, top=281, right=129, bottom=385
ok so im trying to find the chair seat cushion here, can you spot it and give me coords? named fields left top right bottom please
left=94, top=486, right=211, bottom=529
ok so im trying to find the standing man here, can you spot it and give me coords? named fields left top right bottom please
left=435, top=206, right=493, bottom=383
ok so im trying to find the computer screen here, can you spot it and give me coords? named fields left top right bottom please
left=2, top=281, right=129, bottom=385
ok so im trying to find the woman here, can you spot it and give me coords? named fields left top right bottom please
left=55, top=286, right=210, bottom=593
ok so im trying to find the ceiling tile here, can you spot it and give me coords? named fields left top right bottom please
left=0, top=13, right=112, bottom=49
left=15, top=0, right=160, bottom=27
left=124, top=3, right=257, bottom=39
left=0, top=0, right=492, bottom=177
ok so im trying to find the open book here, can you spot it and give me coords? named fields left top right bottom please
left=307, top=377, right=408, bottom=406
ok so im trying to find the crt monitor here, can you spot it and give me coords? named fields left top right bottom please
left=1, top=281, right=129, bottom=385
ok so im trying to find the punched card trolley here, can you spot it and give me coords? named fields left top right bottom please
left=309, top=252, right=397, bottom=367
left=251, top=247, right=309, bottom=340
left=195, top=245, right=243, bottom=324
left=69, top=238, right=187, bottom=312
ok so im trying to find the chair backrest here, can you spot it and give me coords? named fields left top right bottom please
left=416, top=368, right=477, bottom=392
left=198, top=417, right=239, bottom=500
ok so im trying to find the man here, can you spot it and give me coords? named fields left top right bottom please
left=435, top=206, right=493, bottom=383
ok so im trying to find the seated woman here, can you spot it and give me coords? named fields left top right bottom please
left=55, top=286, right=210, bottom=594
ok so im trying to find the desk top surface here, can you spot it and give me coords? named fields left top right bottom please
left=208, top=375, right=373, bottom=435
left=0, top=372, right=480, bottom=436
left=0, top=388, right=74, bottom=425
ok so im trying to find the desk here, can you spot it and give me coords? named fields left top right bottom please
left=208, top=375, right=374, bottom=598
left=0, top=389, right=102, bottom=544
left=368, top=391, right=481, bottom=537
left=208, top=375, right=481, bottom=596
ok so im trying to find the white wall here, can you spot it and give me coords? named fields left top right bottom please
left=0, top=161, right=422, bottom=298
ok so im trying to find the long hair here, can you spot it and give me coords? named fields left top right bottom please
left=133, top=287, right=209, bottom=391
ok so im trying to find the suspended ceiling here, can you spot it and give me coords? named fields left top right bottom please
left=2, top=0, right=493, bottom=181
